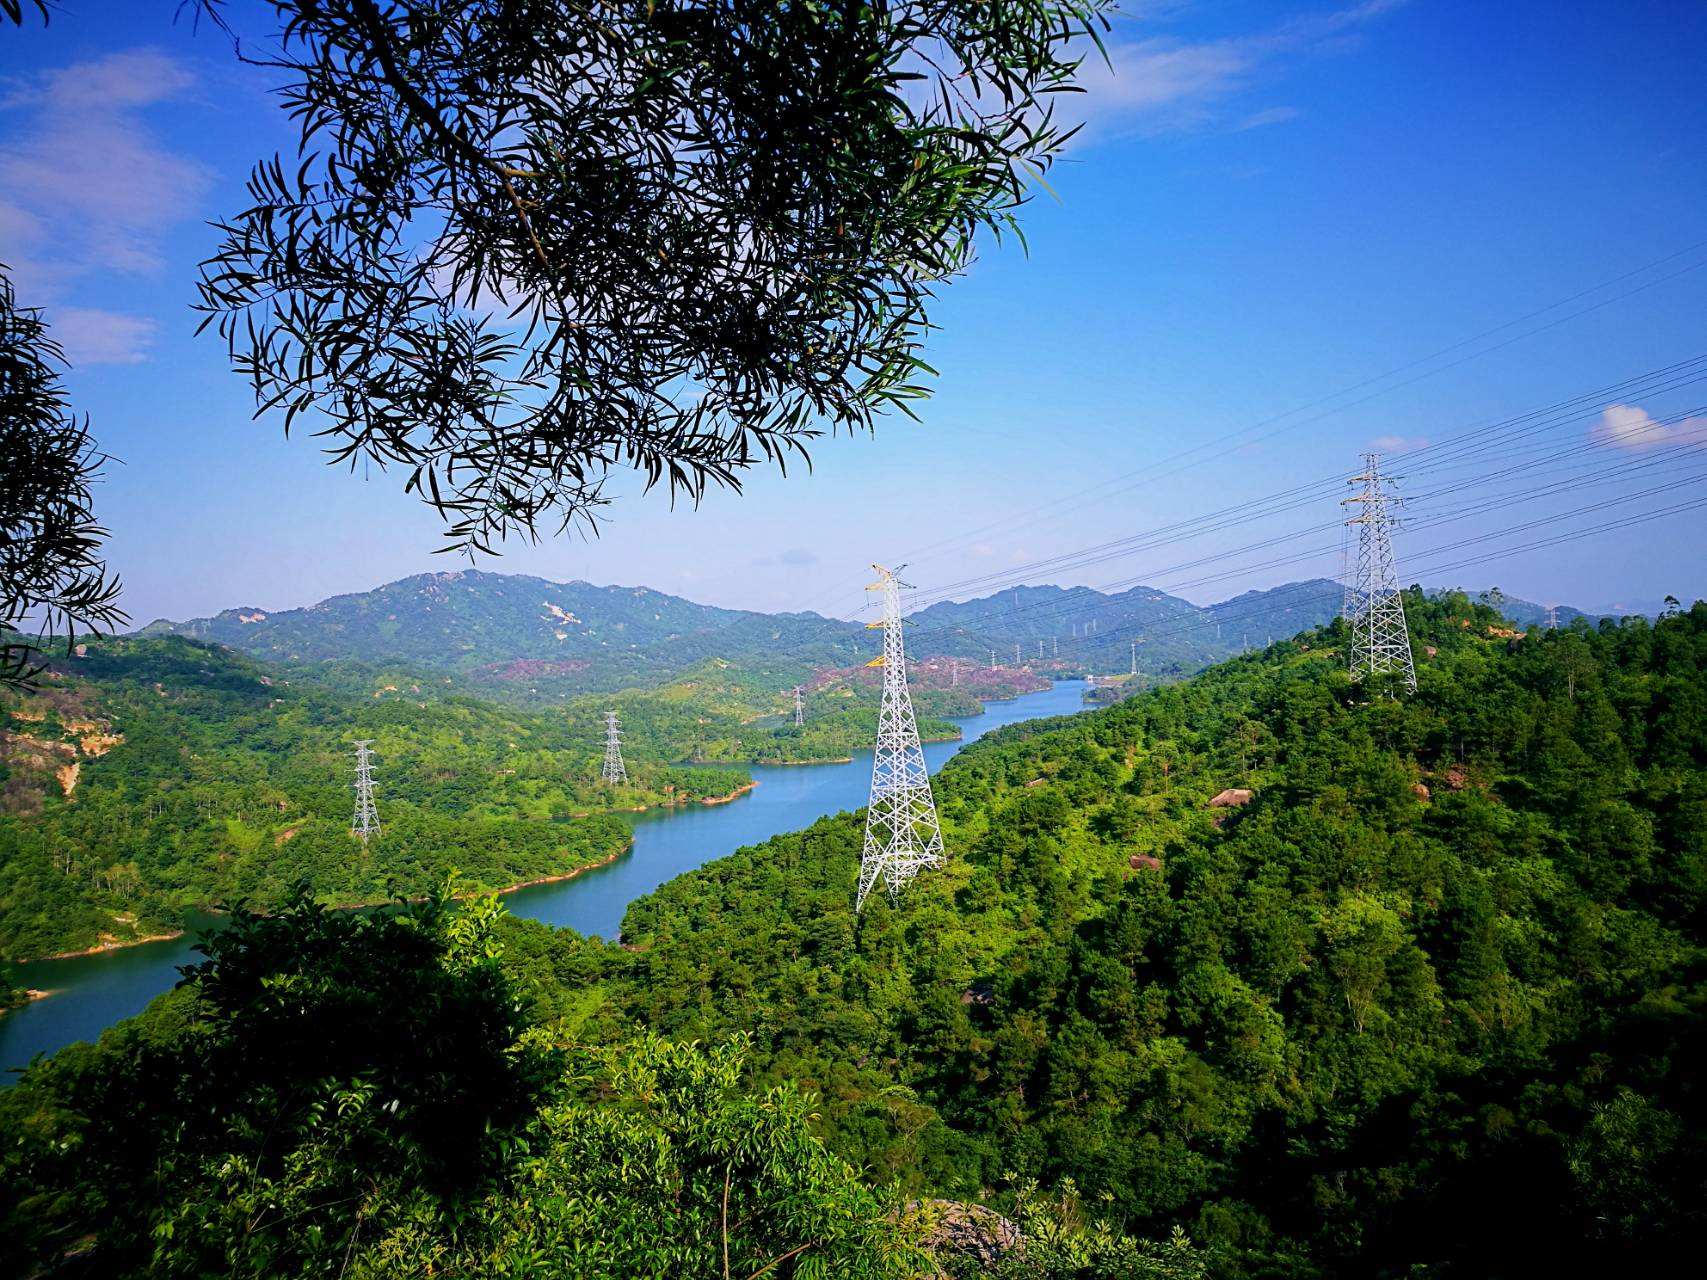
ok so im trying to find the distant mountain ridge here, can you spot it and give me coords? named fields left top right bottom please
left=904, top=577, right=1348, bottom=676
left=141, top=570, right=1641, bottom=697
left=141, top=571, right=870, bottom=694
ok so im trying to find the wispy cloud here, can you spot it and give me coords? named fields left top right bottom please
left=1592, top=404, right=1707, bottom=452
left=51, top=308, right=159, bottom=365
left=1069, top=1, right=1407, bottom=141
left=0, top=48, right=209, bottom=363
left=751, top=547, right=820, bottom=569
left=1370, top=433, right=1429, bottom=452
left=1237, top=106, right=1303, bottom=131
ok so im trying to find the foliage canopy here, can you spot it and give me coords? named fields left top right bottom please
left=196, top=0, right=1112, bottom=551
left=0, top=267, right=125, bottom=690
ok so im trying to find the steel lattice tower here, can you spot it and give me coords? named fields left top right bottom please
left=1343, top=453, right=1418, bottom=692
left=601, top=710, right=628, bottom=784
left=350, top=740, right=380, bottom=842
left=792, top=685, right=805, bottom=727
left=858, top=565, right=944, bottom=911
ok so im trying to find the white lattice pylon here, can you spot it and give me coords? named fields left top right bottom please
left=857, top=565, right=944, bottom=911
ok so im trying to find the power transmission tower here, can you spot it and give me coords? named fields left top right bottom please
left=792, top=685, right=805, bottom=726
left=1547, top=604, right=1559, bottom=630
left=350, top=740, right=380, bottom=842
left=1130, top=642, right=1136, bottom=675
left=1343, top=452, right=1418, bottom=692
left=1038, top=639, right=1045, bottom=660
left=858, top=565, right=944, bottom=912
left=1014, top=643, right=1021, bottom=666
left=950, top=658, right=958, bottom=686
left=601, top=710, right=628, bottom=783
left=990, top=648, right=997, bottom=669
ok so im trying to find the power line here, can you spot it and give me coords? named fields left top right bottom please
left=881, top=243, right=1707, bottom=574
left=888, top=356, right=1707, bottom=614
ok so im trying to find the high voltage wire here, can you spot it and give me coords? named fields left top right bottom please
left=855, top=354, right=1707, bottom=617
left=791, top=245, right=1707, bottom=623
left=878, top=242, right=1707, bottom=573
left=877, top=366, right=1707, bottom=620
left=892, top=426, right=1707, bottom=654
left=964, top=492, right=1707, bottom=665
left=904, top=461, right=1707, bottom=653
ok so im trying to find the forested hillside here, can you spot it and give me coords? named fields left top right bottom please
left=511, top=593, right=1706, bottom=1273
left=6, top=595, right=1702, bottom=1275
left=0, top=637, right=747, bottom=959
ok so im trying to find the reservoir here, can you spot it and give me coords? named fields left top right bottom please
left=2, top=679, right=1088, bottom=1077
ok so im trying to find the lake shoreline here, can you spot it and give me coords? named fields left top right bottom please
left=11, top=782, right=763, bottom=964
left=28, top=931, right=186, bottom=964
left=486, top=836, right=638, bottom=895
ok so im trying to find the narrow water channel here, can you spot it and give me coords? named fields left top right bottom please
left=2, top=680, right=1088, bottom=1077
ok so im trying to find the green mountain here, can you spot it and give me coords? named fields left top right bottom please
left=140, top=571, right=1357, bottom=697
left=141, top=570, right=871, bottom=694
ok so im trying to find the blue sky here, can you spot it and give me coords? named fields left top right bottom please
left=3, top=0, right=1705, bottom=626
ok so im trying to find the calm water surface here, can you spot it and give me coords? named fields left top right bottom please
left=2, top=680, right=1088, bottom=1078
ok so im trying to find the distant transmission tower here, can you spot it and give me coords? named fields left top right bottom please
left=858, top=565, right=944, bottom=911
left=792, top=685, right=805, bottom=726
left=1547, top=604, right=1559, bottom=630
left=950, top=658, right=959, bottom=686
left=1343, top=452, right=1418, bottom=692
left=601, top=710, right=628, bottom=783
left=350, top=740, right=380, bottom=842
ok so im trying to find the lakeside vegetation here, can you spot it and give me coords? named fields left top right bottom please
left=0, top=636, right=749, bottom=961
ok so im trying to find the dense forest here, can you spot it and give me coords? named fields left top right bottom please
left=3, top=593, right=1702, bottom=1276
left=525, top=593, right=1707, bottom=1273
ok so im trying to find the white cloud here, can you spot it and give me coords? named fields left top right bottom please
left=1370, top=434, right=1429, bottom=452
left=1069, top=1, right=1407, bottom=141
left=751, top=547, right=820, bottom=568
left=0, top=48, right=208, bottom=359
left=1237, top=106, right=1302, bottom=131
left=1592, top=404, right=1707, bottom=452
left=52, top=308, right=159, bottom=365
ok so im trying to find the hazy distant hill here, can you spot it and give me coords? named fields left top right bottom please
left=904, top=578, right=1348, bottom=676
left=142, top=571, right=870, bottom=694
left=1423, top=587, right=1664, bottom=630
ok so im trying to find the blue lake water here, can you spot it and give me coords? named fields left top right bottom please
left=2, top=679, right=1088, bottom=1078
